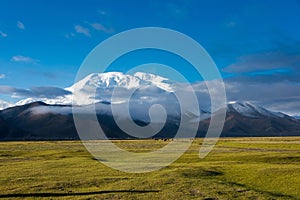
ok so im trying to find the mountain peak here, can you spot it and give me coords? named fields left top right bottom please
left=0, top=99, right=13, bottom=110
left=69, top=72, right=174, bottom=92
left=227, top=101, right=289, bottom=119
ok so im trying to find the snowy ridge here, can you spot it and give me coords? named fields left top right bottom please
left=1, top=72, right=298, bottom=120
left=64, top=72, right=175, bottom=105
left=0, top=99, right=13, bottom=110
left=15, top=72, right=175, bottom=106
left=16, top=96, right=73, bottom=106
left=67, top=72, right=174, bottom=92
left=133, top=72, right=174, bottom=92
left=227, top=101, right=289, bottom=118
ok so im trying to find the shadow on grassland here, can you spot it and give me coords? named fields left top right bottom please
left=0, top=190, right=160, bottom=198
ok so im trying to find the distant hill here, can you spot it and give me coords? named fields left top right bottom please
left=198, top=102, right=300, bottom=137
left=0, top=101, right=299, bottom=140
left=1, top=72, right=299, bottom=140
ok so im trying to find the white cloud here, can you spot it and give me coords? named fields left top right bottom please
left=0, top=85, right=72, bottom=99
left=222, top=79, right=300, bottom=116
left=0, top=74, right=5, bottom=79
left=225, top=21, right=236, bottom=28
left=11, top=55, right=39, bottom=63
left=98, top=10, right=107, bottom=15
left=0, top=31, right=7, bottom=37
left=65, top=32, right=75, bottom=39
left=224, top=52, right=300, bottom=73
left=74, top=25, right=90, bottom=37
left=90, top=22, right=113, bottom=34
left=178, top=78, right=300, bottom=116
left=17, top=21, right=25, bottom=30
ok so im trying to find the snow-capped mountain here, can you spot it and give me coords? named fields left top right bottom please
left=15, top=72, right=175, bottom=106
left=16, top=96, right=72, bottom=107
left=68, top=72, right=174, bottom=92
left=2, top=72, right=299, bottom=121
left=227, top=101, right=291, bottom=119
left=0, top=100, right=13, bottom=110
left=0, top=100, right=299, bottom=140
left=68, top=72, right=176, bottom=105
left=1, top=71, right=299, bottom=140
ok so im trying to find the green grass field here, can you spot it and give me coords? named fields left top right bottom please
left=0, top=137, right=299, bottom=199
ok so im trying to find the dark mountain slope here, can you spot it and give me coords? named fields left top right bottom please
left=0, top=101, right=299, bottom=140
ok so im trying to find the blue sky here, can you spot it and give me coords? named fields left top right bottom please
left=0, top=0, right=300, bottom=114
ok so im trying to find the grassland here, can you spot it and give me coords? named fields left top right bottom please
left=0, top=137, right=299, bottom=199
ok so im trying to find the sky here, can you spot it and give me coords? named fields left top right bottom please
left=0, top=0, right=300, bottom=115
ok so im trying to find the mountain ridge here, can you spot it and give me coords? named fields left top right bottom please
left=0, top=100, right=299, bottom=140
left=0, top=72, right=299, bottom=140
left=0, top=72, right=298, bottom=118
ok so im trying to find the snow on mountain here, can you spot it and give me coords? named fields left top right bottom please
left=16, top=98, right=37, bottom=106
left=227, top=101, right=290, bottom=118
left=67, top=72, right=140, bottom=92
left=5, top=72, right=299, bottom=120
left=133, top=72, right=174, bottom=92
left=14, top=72, right=175, bottom=107
left=16, top=96, right=73, bottom=106
left=65, top=72, right=175, bottom=105
left=0, top=99, right=13, bottom=110
left=67, top=72, right=174, bottom=92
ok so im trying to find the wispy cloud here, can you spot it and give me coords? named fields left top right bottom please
left=0, top=86, right=72, bottom=99
left=223, top=79, right=300, bottom=116
left=0, top=31, right=7, bottom=37
left=74, top=25, right=90, bottom=37
left=224, top=21, right=236, bottom=28
left=0, top=74, right=5, bottom=79
left=17, top=21, right=25, bottom=30
left=97, top=10, right=107, bottom=15
left=224, top=52, right=300, bottom=73
left=165, top=2, right=187, bottom=18
left=190, top=78, right=300, bottom=116
left=42, top=72, right=57, bottom=79
left=223, top=40, right=300, bottom=74
left=65, top=32, right=75, bottom=39
left=219, top=40, right=300, bottom=115
left=89, top=22, right=113, bottom=34
left=11, top=55, right=39, bottom=63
